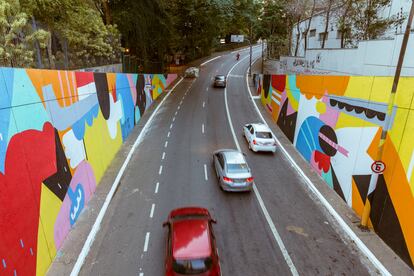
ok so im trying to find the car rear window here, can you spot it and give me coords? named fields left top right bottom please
left=173, top=257, right=213, bottom=274
left=256, top=132, right=272, bottom=139
left=227, top=163, right=249, bottom=173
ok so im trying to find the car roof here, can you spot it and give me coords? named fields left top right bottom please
left=251, top=123, right=271, bottom=132
left=169, top=207, right=210, bottom=219
left=222, top=151, right=245, bottom=164
left=172, top=218, right=212, bottom=259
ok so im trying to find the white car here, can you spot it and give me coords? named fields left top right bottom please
left=184, top=67, right=199, bottom=78
left=243, top=123, right=277, bottom=153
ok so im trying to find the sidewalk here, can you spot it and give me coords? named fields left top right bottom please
left=249, top=57, right=413, bottom=275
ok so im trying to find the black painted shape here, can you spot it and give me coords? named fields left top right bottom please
left=277, top=98, right=297, bottom=143
left=352, top=175, right=371, bottom=202
left=94, top=73, right=111, bottom=120
left=319, top=125, right=338, bottom=156
left=263, top=75, right=271, bottom=98
left=370, top=174, right=413, bottom=268
left=43, top=128, right=72, bottom=201
left=331, top=167, right=346, bottom=200
left=136, top=74, right=146, bottom=117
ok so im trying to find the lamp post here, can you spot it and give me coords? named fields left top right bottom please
left=360, top=0, right=414, bottom=228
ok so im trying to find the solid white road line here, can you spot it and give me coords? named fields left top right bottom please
left=164, top=141, right=168, bottom=148
left=244, top=70, right=391, bottom=276
left=143, top=232, right=150, bottom=252
left=162, top=152, right=166, bottom=160
left=149, top=204, right=155, bottom=218
left=167, top=131, right=171, bottom=138
left=204, top=164, right=208, bottom=181
left=155, top=182, right=159, bottom=194
left=200, top=55, right=222, bottom=66
left=202, top=124, right=205, bottom=134
left=224, top=54, right=299, bottom=276
left=70, top=77, right=184, bottom=276
left=159, top=165, right=163, bottom=175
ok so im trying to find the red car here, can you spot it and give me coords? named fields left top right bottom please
left=163, top=207, right=221, bottom=276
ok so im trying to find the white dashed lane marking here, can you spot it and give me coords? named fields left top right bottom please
left=204, top=164, right=208, bottom=181
left=149, top=204, right=155, bottom=218
left=143, top=232, right=150, bottom=252
left=155, top=182, right=159, bottom=194
left=162, top=152, right=166, bottom=160
left=167, top=131, right=171, bottom=138
left=158, top=165, right=163, bottom=175
left=164, top=141, right=168, bottom=148
left=202, top=124, right=205, bottom=134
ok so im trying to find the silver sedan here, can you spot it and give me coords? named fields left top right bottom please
left=213, top=149, right=254, bottom=192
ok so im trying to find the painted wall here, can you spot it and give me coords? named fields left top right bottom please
left=0, top=68, right=177, bottom=276
left=256, top=74, right=414, bottom=268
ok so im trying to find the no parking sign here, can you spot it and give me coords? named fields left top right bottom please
left=371, top=161, right=386, bottom=174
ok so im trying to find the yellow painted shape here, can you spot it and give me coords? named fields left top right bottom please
left=335, top=110, right=377, bottom=129
left=395, top=78, right=414, bottom=109
left=152, top=75, right=165, bottom=100
left=343, top=76, right=375, bottom=100
left=382, top=136, right=414, bottom=264
left=370, top=77, right=392, bottom=103
left=351, top=180, right=373, bottom=228
left=316, top=101, right=326, bottom=114
left=83, top=110, right=123, bottom=183
left=388, top=108, right=409, bottom=153
left=36, top=184, right=61, bottom=275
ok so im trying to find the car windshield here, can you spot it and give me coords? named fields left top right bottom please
left=173, top=257, right=213, bottom=274
left=227, top=163, right=249, bottom=173
left=215, top=76, right=225, bottom=80
left=256, top=132, right=272, bottom=139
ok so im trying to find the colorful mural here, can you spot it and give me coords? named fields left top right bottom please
left=0, top=68, right=177, bottom=276
left=256, top=74, right=414, bottom=268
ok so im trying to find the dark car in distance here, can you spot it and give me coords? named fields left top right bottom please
left=213, top=75, right=226, bottom=88
left=163, top=207, right=221, bottom=276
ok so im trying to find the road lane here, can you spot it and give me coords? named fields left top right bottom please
left=78, top=47, right=372, bottom=276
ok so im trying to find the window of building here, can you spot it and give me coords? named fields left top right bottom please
left=309, top=29, right=316, bottom=37
left=318, top=32, right=328, bottom=41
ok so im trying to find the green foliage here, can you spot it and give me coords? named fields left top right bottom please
left=0, top=0, right=49, bottom=67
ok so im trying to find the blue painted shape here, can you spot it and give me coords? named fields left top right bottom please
left=321, top=167, right=334, bottom=189
left=134, top=106, right=141, bottom=124
left=72, top=104, right=99, bottom=140
left=42, top=85, right=98, bottom=135
left=287, top=75, right=300, bottom=101
left=116, top=74, right=135, bottom=141
left=68, top=184, right=85, bottom=226
left=0, top=68, right=13, bottom=173
left=296, top=116, right=324, bottom=161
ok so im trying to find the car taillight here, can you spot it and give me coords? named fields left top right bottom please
left=253, top=139, right=257, bottom=145
left=223, top=177, right=233, bottom=183
left=246, top=177, right=254, bottom=182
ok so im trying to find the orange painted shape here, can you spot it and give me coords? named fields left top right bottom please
left=352, top=179, right=373, bottom=228
left=296, top=75, right=350, bottom=100
left=367, top=128, right=382, bottom=160
left=382, top=136, right=414, bottom=263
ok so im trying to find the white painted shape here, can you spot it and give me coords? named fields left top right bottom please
left=331, top=127, right=378, bottom=205
left=204, top=164, right=208, bottom=181
left=293, top=95, right=319, bottom=146
left=143, top=232, right=150, bottom=252
left=107, top=93, right=123, bottom=139
left=62, top=130, right=86, bottom=168
left=200, top=55, right=222, bottom=66
left=77, top=83, right=96, bottom=101
left=406, top=150, right=414, bottom=181
left=70, top=77, right=184, bottom=276
left=245, top=71, right=391, bottom=276
left=150, top=204, right=155, bottom=218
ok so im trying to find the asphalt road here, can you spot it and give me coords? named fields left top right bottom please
left=79, top=49, right=372, bottom=276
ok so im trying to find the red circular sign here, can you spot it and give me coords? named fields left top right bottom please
left=371, top=161, right=386, bottom=174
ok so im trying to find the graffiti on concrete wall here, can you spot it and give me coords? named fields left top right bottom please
left=257, top=74, right=414, bottom=268
left=0, top=68, right=177, bottom=275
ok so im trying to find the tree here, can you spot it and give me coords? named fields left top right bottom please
left=303, top=0, right=316, bottom=51
left=0, top=0, right=49, bottom=67
left=321, top=0, right=334, bottom=49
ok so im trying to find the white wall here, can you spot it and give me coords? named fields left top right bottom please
left=280, top=33, right=414, bottom=76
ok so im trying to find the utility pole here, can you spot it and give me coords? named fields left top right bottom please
left=249, top=23, right=253, bottom=76
left=261, top=39, right=264, bottom=74
left=360, top=0, right=414, bottom=228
